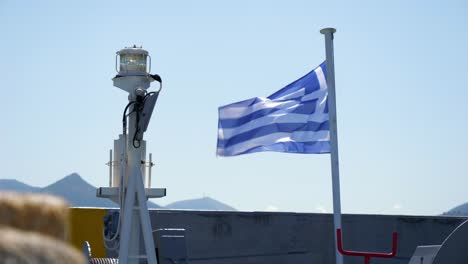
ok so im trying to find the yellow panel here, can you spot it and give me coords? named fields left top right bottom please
left=69, top=208, right=109, bottom=258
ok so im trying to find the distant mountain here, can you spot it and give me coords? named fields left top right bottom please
left=0, top=173, right=161, bottom=208
left=0, top=175, right=236, bottom=211
left=443, top=202, right=468, bottom=216
left=0, top=179, right=40, bottom=193
left=165, top=197, right=236, bottom=211
left=41, top=173, right=118, bottom=208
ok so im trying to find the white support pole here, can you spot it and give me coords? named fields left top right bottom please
left=148, top=153, right=152, bottom=188
left=109, top=149, right=113, bottom=187
left=128, top=103, right=141, bottom=264
left=135, top=167, right=157, bottom=264
left=118, top=164, right=136, bottom=264
left=320, top=27, right=343, bottom=264
left=118, top=101, right=158, bottom=264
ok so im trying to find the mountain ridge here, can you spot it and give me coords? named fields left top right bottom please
left=0, top=179, right=40, bottom=193
left=0, top=174, right=234, bottom=211
left=166, top=197, right=236, bottom=211
left=443, top=202, right=468, bottom=216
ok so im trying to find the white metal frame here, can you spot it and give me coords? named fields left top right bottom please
left=97, top=49, right=162, bottom=264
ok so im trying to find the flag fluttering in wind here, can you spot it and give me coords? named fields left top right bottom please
left=218, top=28, right=344, bottom=264
left=217, top=62, right=330, bottom=157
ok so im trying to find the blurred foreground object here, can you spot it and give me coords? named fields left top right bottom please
left=0, top=192, right=69, bottom=240
left=0, top=227, right=86, bottom=264
left=0, top=192, right=86, bottom=264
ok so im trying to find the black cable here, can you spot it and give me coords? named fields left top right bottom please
left=133, top=101, right=141, bottom=148
left=122, top=101, right=135, bottom=135
left=122, top=101, right=135, bottom=121
left=132, top=95, right=144, bottom=148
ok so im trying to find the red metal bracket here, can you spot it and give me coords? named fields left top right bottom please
left=336, top=228, right=398, bottom=264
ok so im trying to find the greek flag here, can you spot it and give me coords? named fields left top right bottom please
left=217, top=62, right=330, bottom=156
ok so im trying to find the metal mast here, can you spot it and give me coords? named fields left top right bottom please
left=97, top=45, right=166, bottom=264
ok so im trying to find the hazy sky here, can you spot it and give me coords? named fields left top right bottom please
left=1, top=0, right=467, bottom=215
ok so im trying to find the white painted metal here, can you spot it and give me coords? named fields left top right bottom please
left=135, top=167, right=158, bottom=264
left=109, top=149, right=113, bottom=187
left=117, top=158, right=137, bottom=264
left=148, top=153, right=153, bottom=188
left=126, top=100, right=143, bottom=264
left=117, top=169, right=156, bottom=263
left=320, top=27, right=343, bottom=264
left=113, top=135, right=125, bottom=187
left=130, top=206, right=141, bottom=264
left=97, top=187, right=166, bottom=198
left=112, top=135, right=147, bottom=188
left=117, top=47, right=149, bottom=55
left=108, top=47, right=159, bottom=264
left=141, top=140, right=147, bottom=186
left=113, top=75, right=152, bottom=94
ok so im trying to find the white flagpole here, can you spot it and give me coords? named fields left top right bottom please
left=320, top=27, right=344, bottom=264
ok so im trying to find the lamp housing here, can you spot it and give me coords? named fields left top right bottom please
left=116, top=46, right=151, bottom=77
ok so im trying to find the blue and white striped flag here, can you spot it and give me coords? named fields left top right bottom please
left=217, top=62, right=330, bottom=156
